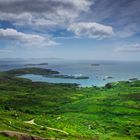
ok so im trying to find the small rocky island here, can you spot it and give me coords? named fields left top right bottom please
left=105, top=76, right=113, bottom=79
left=24, top=63, right=48, bottom=66
left=91, top=64, right=100, bottom=66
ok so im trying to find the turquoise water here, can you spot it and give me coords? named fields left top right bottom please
left=0, top=59, right=140, bottom=87
left=19, top=73, right=130, bottom=87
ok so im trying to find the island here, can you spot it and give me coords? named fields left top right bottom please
left=91, top=64, right=100, bottom=66
left=6, top=67, right=59, bottom=76
left=24, top=63, right=48, bottom=66
left=105, top=76, right=113, bottom=79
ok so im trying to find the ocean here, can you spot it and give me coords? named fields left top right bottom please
left=0, top=58, right=140, bottom=87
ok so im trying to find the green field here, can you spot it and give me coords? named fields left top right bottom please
left=0, top=69, right=140, bottom=140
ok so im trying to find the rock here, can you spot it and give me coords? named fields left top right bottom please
left=129, top=78, right=138, bottom=81
left=105, top=76, right=113, bottom=79
left=0, top=131, right=48, bottom=140
left=105, top=83, right=112, bottom=88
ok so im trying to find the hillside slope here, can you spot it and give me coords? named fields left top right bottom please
left=0, top=71, right=139, bottom=140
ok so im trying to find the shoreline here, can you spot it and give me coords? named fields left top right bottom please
left=1, top=67, right=139, bottom=88
left=18, top=74, right=140, bottom=88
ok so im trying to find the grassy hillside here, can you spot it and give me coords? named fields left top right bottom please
left=0, top=70, right=139, bottom=140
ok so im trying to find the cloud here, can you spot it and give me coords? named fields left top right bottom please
left=0, top=0, right=93, bottom=28
left=0, top=28, right=57, bottom=47
left=0, top=12, right=32, bottom=25
left=0, top=0, right=92, bottom=14
left=0, top=0, right=139, bottom=38
left=68, top=22, right=114, bottom=39
left=82, top=0, right=140, bottom=37
left=0, top=28, right=44, bottom=42
left=116, top=43, right=140, bottom=53
left=0, top=0, right=139, bottom=54
left=117, top=24, right=138, bottom=38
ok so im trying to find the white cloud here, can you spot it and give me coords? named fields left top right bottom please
left=66, top=0, right=92, bottom=12
left=116, top=43, right=140, bottom=52
left=0, top=28, right=43, bottom=42
left=0, top=28, right=57, bottom=47
left=117, top=24, right=138, bottom=38
left=0, top=12, right=32, bottom=25
left=0, top=0, right=93, bottom=28
left=0, top=0, right=139, bottom=39
left=68, top=22, right=115, bottom=39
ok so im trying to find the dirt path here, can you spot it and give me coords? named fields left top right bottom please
left=24, top=119, right=69, bottom=135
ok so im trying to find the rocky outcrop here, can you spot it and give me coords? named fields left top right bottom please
left=0, top=131, right=50, bottom=140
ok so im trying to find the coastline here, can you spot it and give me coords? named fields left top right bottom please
left=1, top=67, right=139, bottom=87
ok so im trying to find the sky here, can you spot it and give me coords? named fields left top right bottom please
left=0, top=0, right=140, bottom=61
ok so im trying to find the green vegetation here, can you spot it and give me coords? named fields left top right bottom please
left=0, top=135, right=16, bottom=140
left=5, top=67, right=59, bottom=76
left=0, top=68, right=140, bottom=139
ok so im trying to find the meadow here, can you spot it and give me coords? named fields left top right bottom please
left=0, top=68, right=139, bottom=140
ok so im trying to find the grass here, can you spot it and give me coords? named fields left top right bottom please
left=0, top=69, right=139, bottom=139
left=0, top=135, right=16, bottom=140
